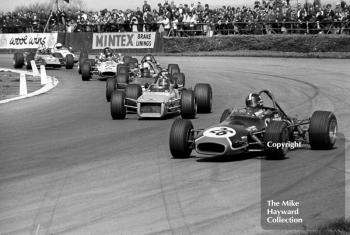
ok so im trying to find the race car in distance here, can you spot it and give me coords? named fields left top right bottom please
left=51, top=43, right=78, bottom=64
left=80, top=47, right=125, bottom=81
left=105, top=54, right=185, bottom=102
left=13, top=44, right=75, bottom=70
left=169, top=90, right=337, bottom=159
left=110, top=72, right=212, bottom=119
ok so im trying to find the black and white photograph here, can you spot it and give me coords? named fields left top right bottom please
left=0, top=0, right=348, bottom=234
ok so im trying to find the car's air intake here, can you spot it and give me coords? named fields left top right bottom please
left=140, top=103, right=161, bottom=114
left=197, top=143, right=225, bottom=154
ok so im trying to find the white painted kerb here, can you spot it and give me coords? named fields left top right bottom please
left=0, top=67, right=59, bottom=104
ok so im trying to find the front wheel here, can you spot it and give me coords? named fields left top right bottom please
left=81, top=62, right=91, bottom=81
left=309, top=111, right=337, bottom=150
left=106, top=77, right=116, bottom=102
left=110, top=91, right=126, bottom=119
left=264, top=121, right=290, bottom=160
left=169, top=119, right=194, bottom=158
left=180, top=90, right=196, bottom=119
left=65, top=54, right=74, bottom=69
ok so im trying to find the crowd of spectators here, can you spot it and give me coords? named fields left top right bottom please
left=1, top=0, right=350, bottom=36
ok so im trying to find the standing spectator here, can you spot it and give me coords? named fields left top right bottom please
left=143, top=1, right=151, bottom=13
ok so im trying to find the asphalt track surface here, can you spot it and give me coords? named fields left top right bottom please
left=0, top=55, right=349, bottom=235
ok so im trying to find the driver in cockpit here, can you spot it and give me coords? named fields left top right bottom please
left=242, top=93, right=272, bottom=118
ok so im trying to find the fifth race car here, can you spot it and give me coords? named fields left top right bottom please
left=169, top=90, right=337, bottom=159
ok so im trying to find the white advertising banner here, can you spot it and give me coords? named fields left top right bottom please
left=92, top=32, right=156, bottom=49
left=0, top=33, right=58, bottom=49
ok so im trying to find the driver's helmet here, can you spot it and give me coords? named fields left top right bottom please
left=142, top=61, right=151, bottom=71
left=157, top=77, right=170, bottom=90
left=103, top=47, right=113, bottom=57
left=245, top=93, right=263, bottom=108
left=143, top=54, right=153, bottom=63
left=159, top=69, right=168, bottom=77
left=37, top=45, right=46, bottom=54
left=55, top=43, right=63, bottom=50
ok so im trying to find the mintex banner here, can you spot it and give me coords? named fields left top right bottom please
left=92, top=32, right=156, bottom=49
left=0, top=33, right=58, bottom=49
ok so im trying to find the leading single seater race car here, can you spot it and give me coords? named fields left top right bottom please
left=50, top=43, right=78, bottom=65
left=169, top=90, right=337, bottom=159
left=13, top=44, right=75, bottom=70
left=110, top=73, right=212, bottom=119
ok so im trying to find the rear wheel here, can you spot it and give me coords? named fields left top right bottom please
left=168, top=64, right=180, bottom=75
left=117, top=64, right=129, bottom=75
left=125, top=84, right=142, bottom=107
left=309, top=111, right=337, bottom=150
left=13, top=53, right=24, bottom=68
left=115, top=73, right=129, bottom=89
left=180, top=90, right=196, bottom=119
left=194, top=83, right=212, bottom=113
left=106, top=77, right=116, bottom=102
left=81, top=62, right=91, bottom=81
left=110, top=91, right=126, bottom=119
left=220, top=108, right=232, bottom=122
left=169, top=119, right=194, bottom=158
left=129, top=58, right=138, bottom=69
left=264, top=121, right=290, bottom=160
left=65, top=54, right=74, bottom=69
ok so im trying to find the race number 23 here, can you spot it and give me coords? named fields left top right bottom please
left=203, top=127, right=236, bottom=138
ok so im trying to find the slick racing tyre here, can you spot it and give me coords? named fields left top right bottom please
left=168, top=64, right=180, bottom=75
left=115, top=73, right=129, bottom=89
left=65, top=54, right=74, bottom=69
left=110, top=91, right=126, bottom=119
left=81, top=62, right=91, bottom=81
left=78, top=51, right=88, bottom=74
left=125, top=84, right=142, bottom=108
left=264, top=121, right=290, bottom=160
left=117, top=64, right=129, bottom=75
left=169, top=119, right=194, bottom=158
left=194, top=83, right=212, bottom=113
left=13, top=53, right=24, bottom=68
left=220, top=108, right=232, bottom=122
left=172, top=72, right=186, bottom=87
left=129, top=58, right=138, bottom=69
left=106, top=77, right=117, bottom=102
left=180, top=90, right=196, bottom=119
left=309, top=111, right=337, bottom=150
left=123, top=56, right=132, bottom=64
